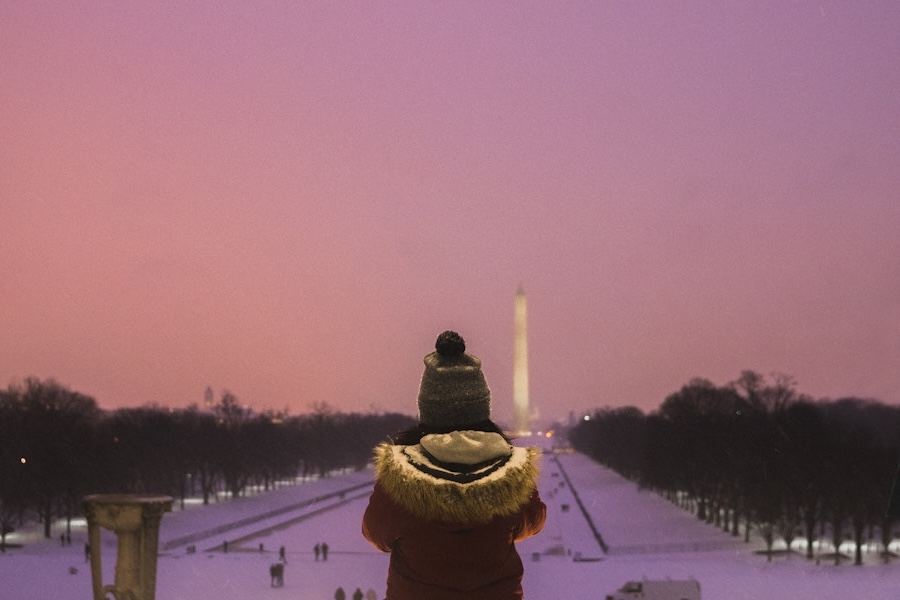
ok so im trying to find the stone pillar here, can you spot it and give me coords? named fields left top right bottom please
left=83, top=494, right=173, bottom=600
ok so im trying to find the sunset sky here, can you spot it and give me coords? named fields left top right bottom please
left=2, top=2, right=899, bottom=426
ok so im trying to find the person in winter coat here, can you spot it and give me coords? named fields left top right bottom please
left=362, top=331, right=546, bottom=600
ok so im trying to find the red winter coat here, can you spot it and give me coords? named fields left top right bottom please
left=362, top=431, right=546, bottom=600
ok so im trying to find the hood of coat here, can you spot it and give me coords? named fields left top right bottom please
left=372, top=431, right=541, bottom=524
left=419, top=430, right=512, bottom=466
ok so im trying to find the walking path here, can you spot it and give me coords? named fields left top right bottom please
left=550, top=451, right=745, bottom=555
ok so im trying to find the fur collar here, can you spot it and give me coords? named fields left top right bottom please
left=372, top=435, right=541, bottom=524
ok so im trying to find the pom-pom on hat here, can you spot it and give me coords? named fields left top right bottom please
left=417, top=331, right=491, bottom=428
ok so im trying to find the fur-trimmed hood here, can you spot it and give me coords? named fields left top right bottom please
left=372, top=431, right=541, bottom=525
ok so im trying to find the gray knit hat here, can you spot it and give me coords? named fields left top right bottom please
left=417, top=331, right=491, bottom=428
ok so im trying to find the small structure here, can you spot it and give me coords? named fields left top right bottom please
left=605, top=578, right=701, bottom=600
left=83, top=494, right=173, bottom=600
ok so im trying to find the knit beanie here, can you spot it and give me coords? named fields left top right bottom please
left=417, top=331, right=491, bottom=428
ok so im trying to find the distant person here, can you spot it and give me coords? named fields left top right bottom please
left=269, top=562, right=284, bottom=587
left=334, top=587, right=346, bottom=600
left=279, top=545, right=286, bottom=562
left=321, top=541, right=329, bottom=561
left=362, top=331, right=546, bottom=600
left=314, top=543, right=320, bottom=561
left=352, top=588, right=364, bottom=600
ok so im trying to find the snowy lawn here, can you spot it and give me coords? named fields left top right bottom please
left=2, top=444, right=899, bottom=599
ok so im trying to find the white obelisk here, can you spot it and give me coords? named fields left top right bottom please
left=513, top=286, right=530, bottom=435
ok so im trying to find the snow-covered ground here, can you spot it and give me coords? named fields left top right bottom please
left=3, top=440, right=899, bottom=599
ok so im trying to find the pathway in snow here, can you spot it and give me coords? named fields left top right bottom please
left=553, top=451, right=746, bottom=555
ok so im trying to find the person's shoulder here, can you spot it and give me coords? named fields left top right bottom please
left=373, top=441, right=404, bottom=464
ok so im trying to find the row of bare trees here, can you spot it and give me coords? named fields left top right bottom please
left=0, top=377, right=414, bottom=549
left=568, top=371, right=900, bottom=565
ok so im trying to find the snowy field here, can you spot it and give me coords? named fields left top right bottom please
left=3, top=440, right=899, bottom=599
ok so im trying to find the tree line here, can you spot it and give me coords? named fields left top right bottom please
left=0, top=377, right=415, bottom=549
left=568, top=370, right=900, bottom=565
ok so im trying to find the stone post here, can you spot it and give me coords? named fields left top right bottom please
left=83, top=494, right=173, bottom=600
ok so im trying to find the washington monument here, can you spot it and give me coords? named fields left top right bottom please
left=513, top=286, right=530, bottom=435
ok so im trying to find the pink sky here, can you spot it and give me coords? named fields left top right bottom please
left=2, top=3, right=899, bottom=425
